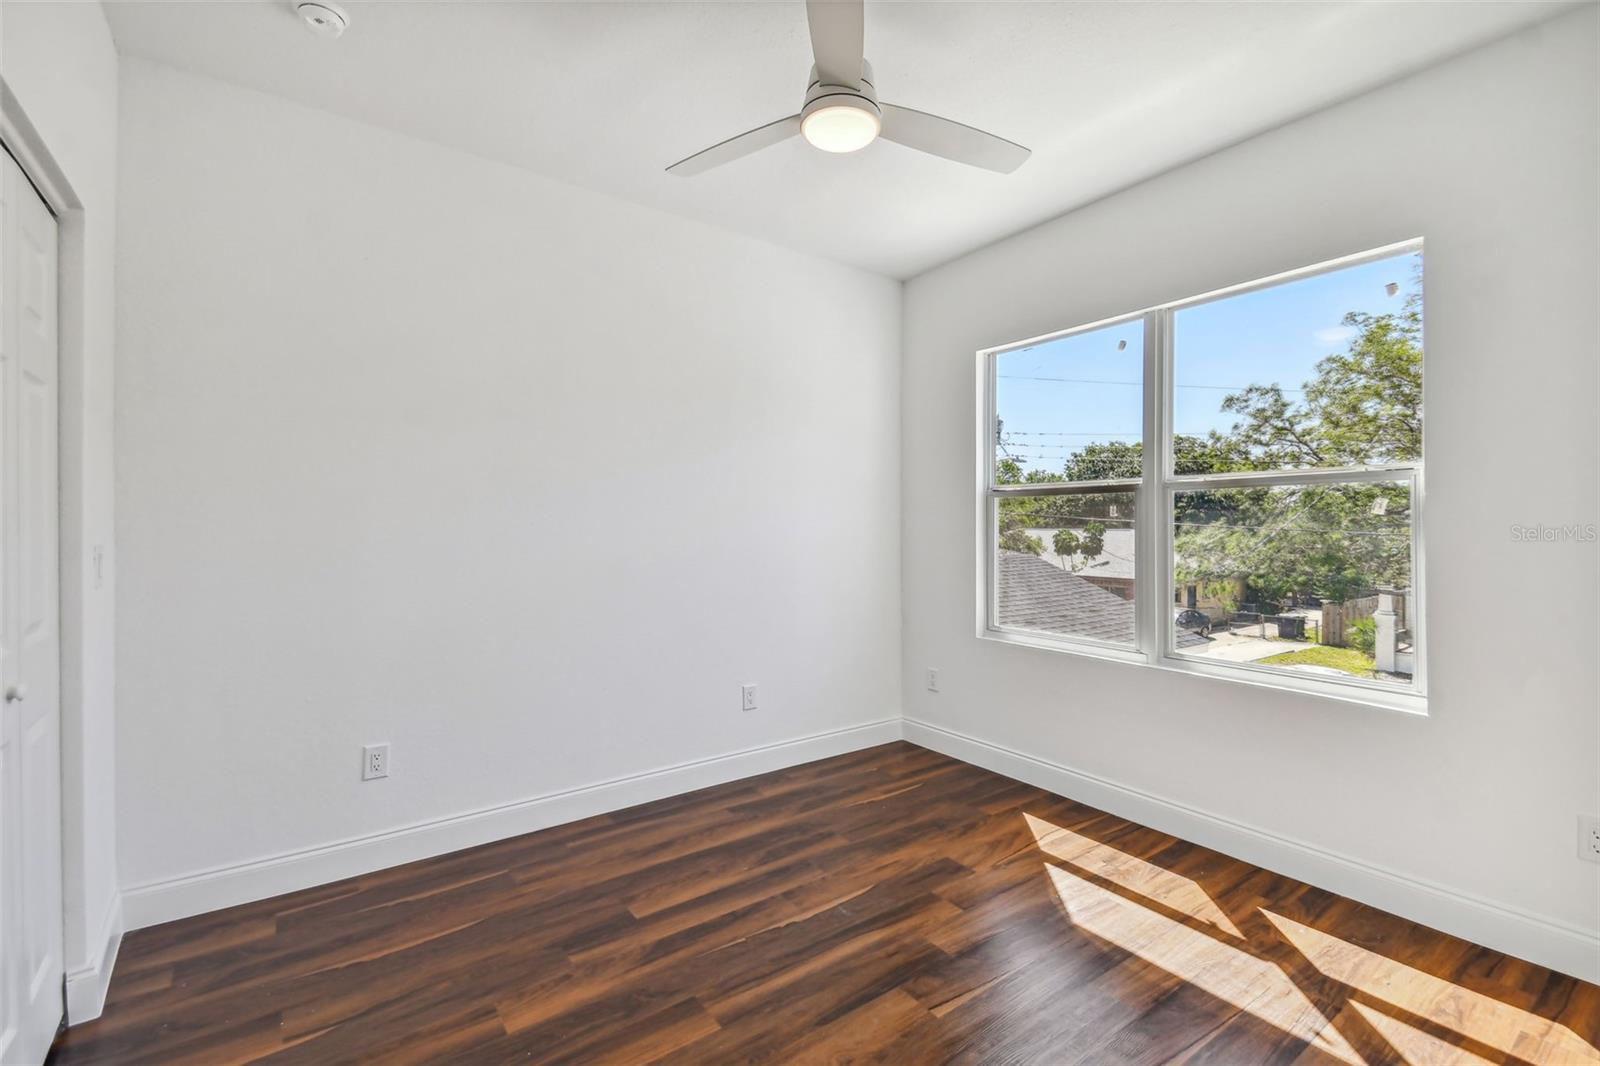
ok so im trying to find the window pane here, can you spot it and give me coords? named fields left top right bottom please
left=994, top=319, right=1143, bottom=484
left=1173, top=251, right=1422, bottom=475
left=996, top=491, right=1137, bottom=645
left=1171, top=482, right=1413, bottom=685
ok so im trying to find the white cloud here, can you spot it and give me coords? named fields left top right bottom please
left=1314, top=325, right=1358, bottom=345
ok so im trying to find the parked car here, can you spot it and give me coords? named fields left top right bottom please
left=1175, top=608, right=1212, bottom=637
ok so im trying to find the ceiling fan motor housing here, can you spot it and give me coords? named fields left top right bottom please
left=801, top=60, right=881, bottom=127
left=664, top=7, right=1029, bottom=177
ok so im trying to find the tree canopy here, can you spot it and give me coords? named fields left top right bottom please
left=1219, top=291, right=1421, bottom=470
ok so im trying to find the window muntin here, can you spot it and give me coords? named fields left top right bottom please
left=982, top=242, right=1424, bottom=705
left=987, top=316, right=1145, bottom=649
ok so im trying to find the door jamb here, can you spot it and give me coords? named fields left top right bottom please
left=1, top=76, right=109, bottom=1029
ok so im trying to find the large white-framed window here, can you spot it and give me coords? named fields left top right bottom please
left=981, top=241, right=1425, bottom=711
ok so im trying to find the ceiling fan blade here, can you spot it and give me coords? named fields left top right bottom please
left=665, top=115, right=802, bottom=176
left=879, top=103, right=1031, bottom=173
left=806, top=0, right=864, bottom=88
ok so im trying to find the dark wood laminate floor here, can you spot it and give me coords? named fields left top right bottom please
left=54, top=742, right=1600, bottom=1065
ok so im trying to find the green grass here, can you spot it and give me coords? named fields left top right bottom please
left=1257, top=645, right=1377, bottom=678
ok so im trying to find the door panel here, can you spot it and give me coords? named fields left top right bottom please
left=0, top=148, right=64, bottom=1066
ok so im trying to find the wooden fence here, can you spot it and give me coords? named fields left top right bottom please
left=1321, top=594, right=1407, bottom=647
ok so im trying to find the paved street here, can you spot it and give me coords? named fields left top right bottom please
left=1188, top=628, right=1315, bottom=663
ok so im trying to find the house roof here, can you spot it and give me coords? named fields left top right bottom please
left=998, top=550, right=1207, bottom=648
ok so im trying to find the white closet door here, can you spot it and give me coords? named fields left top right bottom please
left=0, top=149, right=64, bottom=1065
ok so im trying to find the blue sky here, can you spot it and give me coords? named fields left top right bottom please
left=995, top=251, right=1421, bottom=477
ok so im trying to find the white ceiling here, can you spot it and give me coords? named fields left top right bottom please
left=102, top=0, right=1571, bottom=278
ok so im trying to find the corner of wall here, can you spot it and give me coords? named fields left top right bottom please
left=64, top=891, right=123, bottom=1025
left=902, top=717, right=1600, bottom=984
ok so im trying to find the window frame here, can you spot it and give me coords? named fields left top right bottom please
left=981, top=309, right=1150, bottom=660
left=979, top=239, right=1426, bottom=713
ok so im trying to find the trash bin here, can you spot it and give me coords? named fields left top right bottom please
left=1276, top=615, right=1306, bottom=639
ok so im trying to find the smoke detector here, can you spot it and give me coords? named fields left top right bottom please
left=296, top=1, right=348, bottom=38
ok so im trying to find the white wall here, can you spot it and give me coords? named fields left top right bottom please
left=102, top=1, right=1600, bottom=985
left=0, top=0, right=122, bottom=1019
left=114, top=60, right=901, bottom=917
left=902, top=7, right=1598, bottom=976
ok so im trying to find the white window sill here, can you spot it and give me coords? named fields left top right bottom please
left=979, top=626, right=1429, bottom=717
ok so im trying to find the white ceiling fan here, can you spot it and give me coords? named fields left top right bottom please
left=666, top=0, right=1030, bottom=176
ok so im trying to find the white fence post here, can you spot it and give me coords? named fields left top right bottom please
left=1374, top=589, right=1399, bottom=674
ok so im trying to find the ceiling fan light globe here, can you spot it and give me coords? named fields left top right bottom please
left=801, top=103, right=881, bottom=153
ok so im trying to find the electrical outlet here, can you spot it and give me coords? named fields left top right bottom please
left=362, top=743, right=389, bottom=781
left=741, top=684, right=758, bottom=712
left=926, top=668, right=940, bottom=692
left=1579, top=815, right=1600, bottom=864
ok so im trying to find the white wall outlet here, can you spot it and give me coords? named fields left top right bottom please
left=741, top=684, right=758, bottom=712
left=362, top=743, right=389, bottom=781
left=1579, top=815, right=1600, bottom=863
left=926, top=668, right=940, bottom=692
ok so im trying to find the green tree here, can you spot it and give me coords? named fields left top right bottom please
left=1173, top=287, right=1420, bottom=603
left=1080, top=521, right=1106, bottom=563
left=1219, top=289, right=1422, bottom=470
left=1062, top=441, right=1140, bottom=481
left=1000, top=528, right=1044, bottom=556
left=1348, top=617, right=1378, bottom=656
left=1051, top=529, right=1080, bottom=568
left=1203, top=579, right=1242, bottom=616
left=1174, top=478, right=1411, bottom=603
left=1057, top=436, right=1251, bottom=481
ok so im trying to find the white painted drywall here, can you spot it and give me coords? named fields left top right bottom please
left=903, top=4, right=1598, bottom=949
left=114, top=60, right=901, bottom=900
left=0, top=0, right=123, bottom=1016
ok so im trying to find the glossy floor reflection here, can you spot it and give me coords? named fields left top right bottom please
left=1029, top=810, right=1599, bottom=1065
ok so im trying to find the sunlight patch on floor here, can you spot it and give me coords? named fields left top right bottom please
left=1263, top=910, right=1600, bottom=1065
left=1349, top=1000, right=1497, bottom=1066
left=1024, top=812, right=1243, bottom=938
left=1044, top=863, right=1364, bottom=1063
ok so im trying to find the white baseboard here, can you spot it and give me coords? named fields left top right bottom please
left=122, top=718, right=903, bottom=932
left=118, top=713, right=1597, bottom=985
left=65, top=892, right=124, bottom=1024
left=903, top=717, right=1600, bottom=984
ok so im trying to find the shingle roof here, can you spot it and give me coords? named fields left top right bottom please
left=997, top=550, right=1207, bottom=648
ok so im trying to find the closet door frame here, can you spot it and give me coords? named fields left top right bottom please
left=2, top=86, right=109, bottom=1038
left=1, top=137, right=64, bottom=1066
